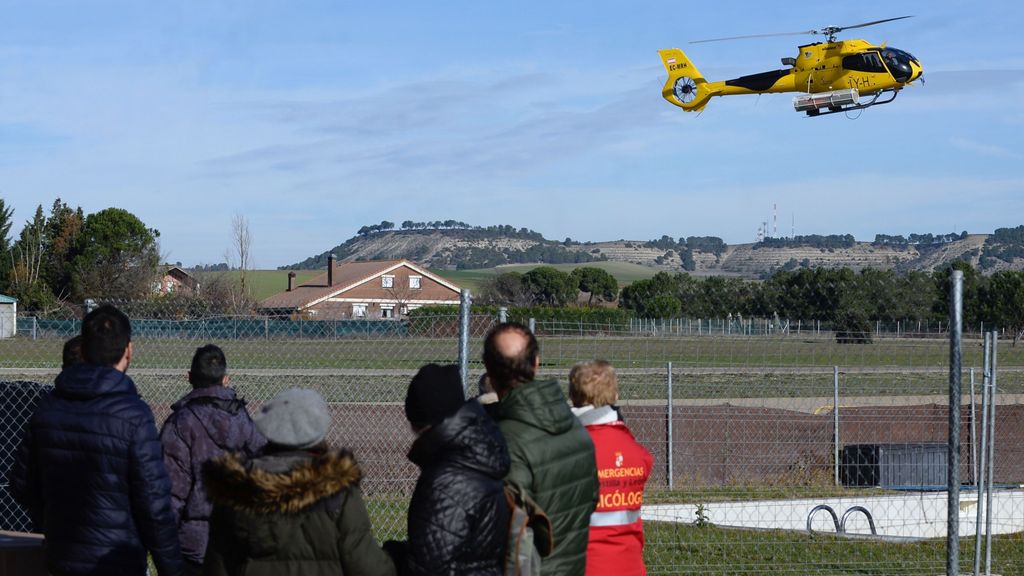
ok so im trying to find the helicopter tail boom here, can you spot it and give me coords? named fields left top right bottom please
left=659, top=48, right=715, bottom=112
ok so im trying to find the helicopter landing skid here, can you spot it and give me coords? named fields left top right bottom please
left=805, top=89, right=899, bottom=116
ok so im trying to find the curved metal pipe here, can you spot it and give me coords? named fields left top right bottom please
left=840, top=506, right=877, bottom=535
left=806, top=504, right=840, bottom=534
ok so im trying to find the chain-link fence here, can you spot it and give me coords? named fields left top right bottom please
left=2, top=295, right=1023, bottom=574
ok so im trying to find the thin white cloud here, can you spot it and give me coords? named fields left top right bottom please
left=949, top=137, right=1022, bottom=160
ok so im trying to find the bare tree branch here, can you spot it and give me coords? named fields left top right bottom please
left=232, top=213, right=253, bottom=299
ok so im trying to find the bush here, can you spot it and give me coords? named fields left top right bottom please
left=834, top=310, right=873, bottom=344
left=407, top=305, right=633, bottom=325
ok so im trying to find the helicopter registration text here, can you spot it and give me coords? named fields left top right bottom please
left=847, top=76, right=876, bottom=89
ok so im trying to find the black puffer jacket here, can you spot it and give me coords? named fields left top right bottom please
left=406, top=400, right=511, bottom=576
left=9, top=364, right=185, bottom=576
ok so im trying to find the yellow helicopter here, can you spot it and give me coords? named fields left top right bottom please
left=659, top=16, right=923, bottom=116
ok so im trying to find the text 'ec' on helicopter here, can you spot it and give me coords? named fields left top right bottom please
left=659, top=16, right=923, bottom=117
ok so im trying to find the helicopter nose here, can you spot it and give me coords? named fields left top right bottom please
left=911, top=62, right=923, bottom=82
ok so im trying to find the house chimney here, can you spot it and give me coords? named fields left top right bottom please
left=327, top=254, right=335, bottom=286
left=287, top=271, right=296, bottom=292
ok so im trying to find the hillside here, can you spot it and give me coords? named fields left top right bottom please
left=283, top=226, right=1024, bottom=279
left=286, top=228, right=607, bottom=270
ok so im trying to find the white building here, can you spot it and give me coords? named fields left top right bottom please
left=0, top=295, right=16, bottom=338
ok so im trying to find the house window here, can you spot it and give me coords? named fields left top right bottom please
left=352, top=303, right=368, bottom=318
left=380, top=304, right=395, bottom=319
left=166, top=281, right=175, bottom=294
left=381, top=275, right=395, bottom=288
left=409, top=276, right=422, bottom=289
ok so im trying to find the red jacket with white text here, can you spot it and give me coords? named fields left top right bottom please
left=572, top=405, right=653, bottom=576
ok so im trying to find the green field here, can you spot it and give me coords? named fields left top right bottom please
left=640, top=522, right=1023, bottom=575
left=6, top=333, right=1023, bottom=371
left=200, top=270, right=321, bottom=300
left=201, top=261, right=657, bottom=299
left=4, top=334, right=1023, bottom=401
left=432, top=261, right=661, bottom=291
left=362, top=497, right=1023, bottom=576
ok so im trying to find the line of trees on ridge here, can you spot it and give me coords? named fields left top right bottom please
left=476, top=263, right=1024, bottom=344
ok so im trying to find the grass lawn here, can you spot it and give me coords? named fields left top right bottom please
left=199, top=262, right=659, bottom=301
left=643, top=522, right=1023, bottom=575
left=197, top=270, right=322, bottom=300
left=364, top=494, right=1023, bottom=575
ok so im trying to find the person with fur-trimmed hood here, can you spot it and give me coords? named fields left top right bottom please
left=202, top=387, right=396, bottom=576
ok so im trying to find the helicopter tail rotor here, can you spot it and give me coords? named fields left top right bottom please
left=659, top=48, right=714, bottom=112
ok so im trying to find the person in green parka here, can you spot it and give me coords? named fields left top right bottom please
left=483, top=323, right=600, bottom=576
left=202, top=387, right=396, bottom=576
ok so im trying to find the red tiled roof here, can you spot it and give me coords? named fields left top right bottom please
left=259, top=259, right=459, bottom=311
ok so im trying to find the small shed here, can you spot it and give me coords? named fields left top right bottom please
left=0, top=295, right=15, bottom=339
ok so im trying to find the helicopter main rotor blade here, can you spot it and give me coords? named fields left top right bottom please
left=689, top=16, right=913, bottom=44
left=834, top=15, right=912, bottom=33
left=690, top=30, right=817, bottom=44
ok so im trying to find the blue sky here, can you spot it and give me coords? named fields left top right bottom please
left=1, top=0, right=1022, bottom=267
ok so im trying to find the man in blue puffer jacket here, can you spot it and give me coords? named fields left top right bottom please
left=10, top=304, right=185, bottom=576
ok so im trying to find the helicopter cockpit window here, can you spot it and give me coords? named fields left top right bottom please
left=842, top=52, right=887, bottom=74
left=880, top=48, right=915, bottom=82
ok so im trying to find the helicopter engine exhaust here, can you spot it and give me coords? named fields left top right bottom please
left=793, top=89, right=859, bottom=114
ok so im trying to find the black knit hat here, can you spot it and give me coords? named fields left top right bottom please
left=405, top=364, right=465, bottom=427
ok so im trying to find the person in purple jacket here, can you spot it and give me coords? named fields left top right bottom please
left=159, top=344, right=265, bottom=575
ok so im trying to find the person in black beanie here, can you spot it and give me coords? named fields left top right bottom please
left=388, top=364, right=511, bottom=576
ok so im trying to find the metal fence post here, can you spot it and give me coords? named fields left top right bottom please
left=975, top=333, right=991, bottom=576
left=666, top=361, right=674, bottom=490
left=499, top=306, right=508, bottom=323
left=528, top=317, right=535, bottom=334
left=969, top=368, right=977, bottom=487
left=834, top=366, right=840, bottom=487
left=947, top=270, right=963, bottom=576
left=458, top=289, right=471, bottom=397
left=985, top=332, right=997, bottom=574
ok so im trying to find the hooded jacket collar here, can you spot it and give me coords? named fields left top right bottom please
left=54, top=363, right=137, bottom=400
left=171, top=384, right=244, bottom=414
left=204, top=450, right=361, bottom=515
left=494, top=378, right=575, bottom=435
left=571, top=405, right=619, bottom=427
left=408, top=400, right=510, bottom=479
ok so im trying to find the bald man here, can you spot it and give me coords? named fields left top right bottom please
left=483, top=323, right=598, bottom=576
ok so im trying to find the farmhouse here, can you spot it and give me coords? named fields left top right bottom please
left=260, top=257, right=461, bottom=319
left=155, top=266, right=200, bottom=296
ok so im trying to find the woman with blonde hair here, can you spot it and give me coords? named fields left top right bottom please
left=569, top=360, right=653, bottom=576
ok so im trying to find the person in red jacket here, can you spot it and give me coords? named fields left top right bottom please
left=569, top=360, right=653, bottom=576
